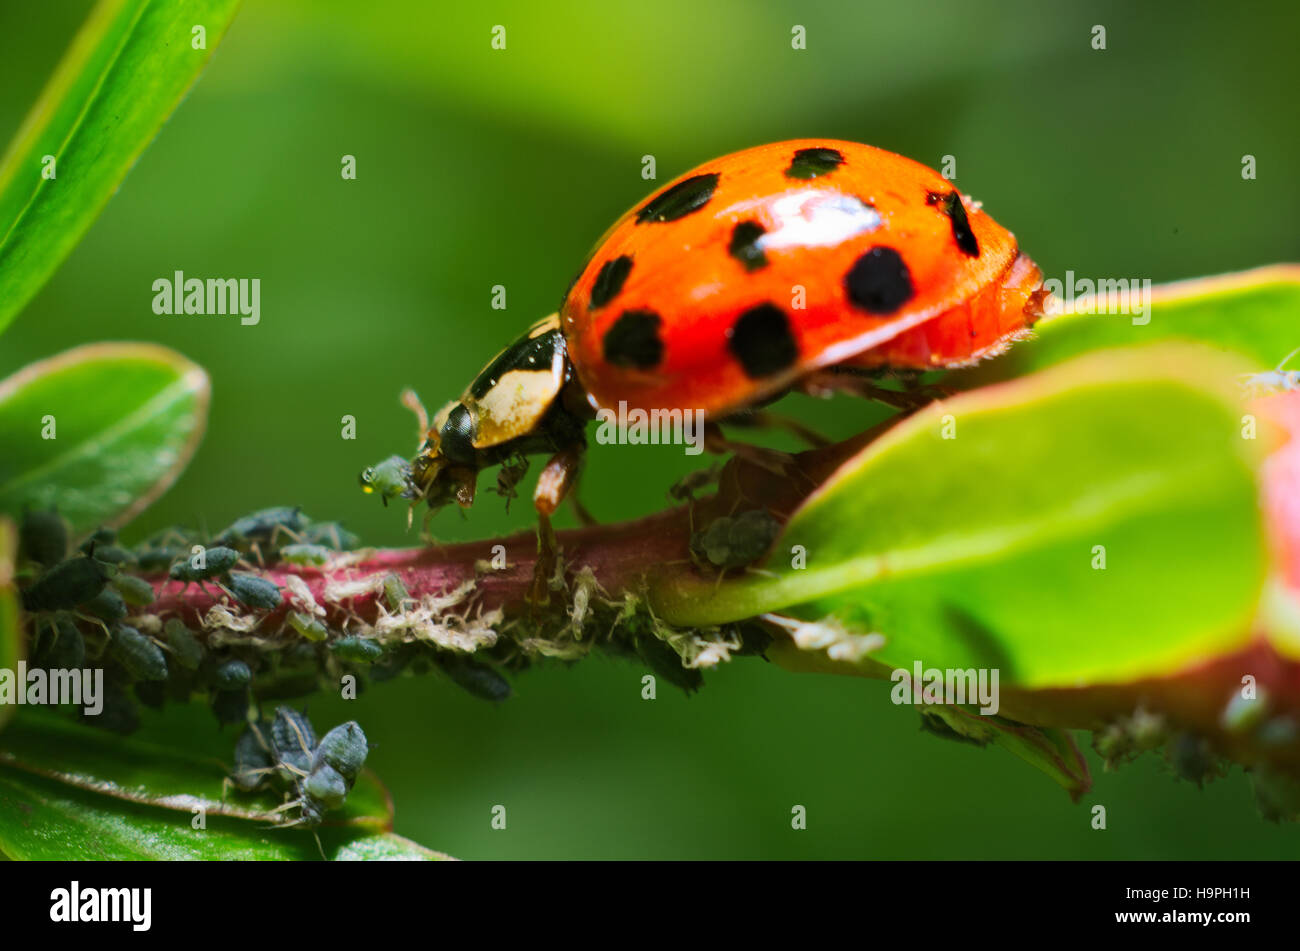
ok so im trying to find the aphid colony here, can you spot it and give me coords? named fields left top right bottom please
left=228, top=706, right=369, bottom=828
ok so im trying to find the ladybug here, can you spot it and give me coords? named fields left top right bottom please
left=363, top=139, right=1047, bottom=537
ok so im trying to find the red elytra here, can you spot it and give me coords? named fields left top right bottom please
left=562, top=138, right=1047, bottom=416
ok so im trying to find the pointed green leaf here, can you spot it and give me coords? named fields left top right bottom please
left=0, top=343, right=209, bottom=533
left=0, top=0, right=243, bottom=335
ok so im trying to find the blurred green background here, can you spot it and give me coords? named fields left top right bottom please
left=2, top=0, right=1299, bottom=858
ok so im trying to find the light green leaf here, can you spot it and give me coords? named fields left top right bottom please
left=955, top=265, right=1300, bottom=387
left=652, top=344, right=1267, bottom=690
left=0, top=712, right=451, bottom=860
left=0, top=343, right=209, bottom=534
left=0, top=520, right=18, bottom=733
left=0, top=767, right=447, bottom=860
left=0, top=0, right=243, bottom=335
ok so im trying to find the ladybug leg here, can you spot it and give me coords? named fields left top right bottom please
left=799, top=369, right=940, bottom=412
left=724, top=409, right=831, bottom=448
left=528, top=446, right=585, bottom=604
left=703, top=422, right=794, bottom=476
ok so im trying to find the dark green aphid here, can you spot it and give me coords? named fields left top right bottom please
left=1168, top=732, right=1223, bottom=787
left=313, top=722, right=368, bottom=781
left=84, top=683, right=140, bottom=735
left=689, top=509, right=780, bottom=571
left=297, top=522, right=358, bottom=550
left=164, top=619, right=205, bottom=670
left=81, top=527, right=117, bottom=548
left=214, top=506, right=307, bottom=548
left=222, top=572, right=282, bottom=610
left=19, top=508, right=68, bottom=566
left=271, top=706, right=317, bottom=778
left=32, top=618, right=85, bottom=670
left=86, top=545, right=134, bottom=566
left=82, top=586, right=128, bottom=623
left=134, top=545, right=188, bottom=572
left=303, top=763, right=349, bottom=810
left=298, top=522, right=360, bottom=551
left=112, top=574, right=155, bottom=607
left=436, top=654, right=511, bottom=702
left=110, top=625, right=169, bottom=682
left=634, top=634, right=703, bottom=694
left=279, top=543, right=333, bottom=566
left=229, top=724, right=274, bottom=792
left=211, top=687, right=251, bottom=725
left=287, top=610, right=328, bottom=642
left=168, top=545, right=240, bottom=582
left=358, top=455, right=411, bottom=506
left=213, top=658, right=253, bottom=690
left=330, top=635, right=383, bottom=663
left=21, top=556, right=112, bottom=612
left=729, top=620, right=773, bottom=657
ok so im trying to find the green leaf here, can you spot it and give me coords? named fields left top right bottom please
left=0, top=712, right=451, bottom=860
left=0, top=520, right=18, bottom=733
left=0, top=767, right=448, bottom=860
left=651, top=344, right=1267, bottom=690
left=0, top=0, right=243, bottom=336
left=955, top=265, right=1300, bottom=387
left=0, top=343, right=209, bottom=534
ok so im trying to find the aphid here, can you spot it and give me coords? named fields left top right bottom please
left=211, top=687, right=251, bottom=725
left=82, top=586, right=128, bottom=623
left=83, top=682, right=139, bottom=735
left=329, top=635, right=383, bottom=663
left=312, top=721, right=368, bottom=782
left=112, top=574, right=155, bottom=606
left=109, top=625, right=169, bottom=682
left=302, top=763, right=349, bottom=810
left=212, top=658, right=253, bottom=690
left=298, top=522, right=361, bottom=551
left=634, top=633, right=703, bottom=694
left=1240, top=345, right=1300, bottom=395
left=689, top=509, right=781, bottom=571
left=287, top=610, right=328, bottom=642
left=220, top=572, right=283, bottom=610
left=21, top=555, right=112, bottom=612
left=163, top=618, right=205, bottom=670
left=168, top=545, right=240, bottom=583
left=270, top=706, right=318, bottom=780
left=228, top=723, right=275, bottom=793
left=435, top=654, right=511, bottom=702
left=358, top=455, right=412, bottom=507
left=279, top=543, right=333, bottom=566
left=83, top=545, right=134, bottom=566
left=19, top=507, right=68, bottom=566
left=382, top=573, right=410, bottom=613
left=213, top=506, right=308, bottom=549
left=31, top=618, right=85, bottom=670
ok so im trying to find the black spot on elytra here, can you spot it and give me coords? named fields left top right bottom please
left=785, top=147, right=844, bottom=180
left=729, top=221, right=768, bottom=272
left=636, top=173, right=719, bottom=223
left=728, top=303, right=798, bottom=379
left=589, top=255, right=633, bottom=310
left=845, top=247, right=914, bottom=314
left=602, top=310, right=664, bottom=369
left=926, top=190, right=979, bottom=257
